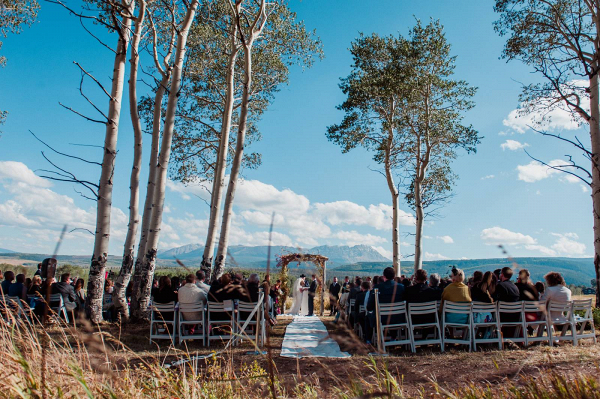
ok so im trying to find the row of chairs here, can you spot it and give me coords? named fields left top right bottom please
left=0, top=294, right=72, bottom=324
left=349, top=293, right=596, bottom=353
left=150, top=298, right=266, bottom=347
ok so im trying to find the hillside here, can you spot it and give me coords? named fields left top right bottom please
left=328, top=257, right=595, bottom=287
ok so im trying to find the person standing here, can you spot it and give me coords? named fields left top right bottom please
left=329, top=276, right=341, bottom=316
left=307, top=274, right=318, bottom=316
left=341, top=276, right=350, bottom=293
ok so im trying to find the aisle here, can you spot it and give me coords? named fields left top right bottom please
left=280, top=315, right=351, bottom=358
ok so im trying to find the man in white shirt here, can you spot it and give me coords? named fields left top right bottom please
left=195, top=270, right=211, bottom=294
left=179, top=274, right=207, bottom=321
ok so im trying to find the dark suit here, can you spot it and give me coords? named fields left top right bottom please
left=329, top=282, right=341, bottom=314
left=307, top=279, right=317, bottom=316
left=367, top=280, right=405, bottom=334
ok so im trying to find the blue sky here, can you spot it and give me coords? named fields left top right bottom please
left=0, top=0, right=593, bottom=263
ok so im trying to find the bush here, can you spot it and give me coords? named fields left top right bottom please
left=0, top=263, right=32, bottom=277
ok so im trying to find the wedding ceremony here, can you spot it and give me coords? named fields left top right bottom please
left=1, top=0, right=600, bottom=397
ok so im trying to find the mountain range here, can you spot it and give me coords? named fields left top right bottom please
left=158, top=244, right=390, bottom=267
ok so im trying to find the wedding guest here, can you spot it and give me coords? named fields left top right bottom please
left=541, top=272, right=571, bottom=304
left=329, top=276, right=341, bottom=316
left=195, top=270, right=210, bottom=294
left=471, top=271, right=495, bottom=303
left=9, top=273, right=27, bottom=300
left=178, top=274, right=206, bottom=321
left=1, top=271, right=14, bottom=294
left=102, top=279, right=116, bottom=321
left=342, top=276, right=350, bottom=293
left=355, top=281, right=371, bottom=339
left=153, top=276, right=178, bottom=304
left=494, top=267, right=520, bottom=303
left=24, top=277, right=32, bottom=292
left=441, top=268, right=471, bottom=324
left=170, top=276, right=181, bottom=293
left=74, top=278, right=86, bottom=311
left=34, top=263, right=42, bottom=276
left=52, top=273, right=77, bottom=312
left=515, top=269, right=539, bottom=301
left=429, top=273, right=443, bottom=300
left=366, top=267, right=404, bottom=343
left=28, top=275, right=43, bottom=296
left=535, top=281, right=545, bottom=297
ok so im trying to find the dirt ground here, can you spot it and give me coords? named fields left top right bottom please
left=88, top=314, right=600, bottom=396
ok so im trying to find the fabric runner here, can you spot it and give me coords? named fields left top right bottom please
left=280, top=315, right=351, bottom=358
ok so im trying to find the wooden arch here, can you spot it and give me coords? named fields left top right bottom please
left=276, top=253, right=328, bottom=316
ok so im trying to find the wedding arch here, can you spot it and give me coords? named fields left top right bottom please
left=276, top=253, right=328, bottom=316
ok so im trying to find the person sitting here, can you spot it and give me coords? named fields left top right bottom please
left=151, top=276, right=177, bottom=323
left=170, top=276, right=181, bottom=293
left=354, top=281, right=371, bottom=340
left=8, top=273, right=27, bottom=300
left=470, top=271, right=496, bottom=303
left=74, top=278, right=86, bottom=312
left=535, top=281, right=545, bottom=297
left=405, top=269, right=436, bottom=304
left=241, top=273, right=260, bottom=303
left=1, top=271, right=14, bottom=294
left=28, top=275, right=43, bottom=296
left=178, top=274, right=207, bottom=331
left=51, top=273, right=77, bottom=313
left=541, top=271, right=572, bottom=319
left=102, top=279, right=116, bottom=321
left=428, top=273, right=443, bottom=300
left=494, top=267, right=520, bottom=303
left=515, top=269, right=539, bottom=301
left=441, top=268, right=471, bottom=324
left=366, top=267, right=405, bottom=342
left=208, top=274, right=237, bottom=302
left=470, top=271, right=483, bottom=288
left=195, top=270, right=210, bottom=294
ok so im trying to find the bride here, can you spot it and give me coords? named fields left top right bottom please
left=287, top=275, right=309, bottom=316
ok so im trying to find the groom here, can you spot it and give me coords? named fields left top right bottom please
left=307, top=274, right=318, bottom=316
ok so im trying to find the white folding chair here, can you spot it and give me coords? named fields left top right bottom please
left=471, top=301, right=501, bottom=350
left=207, top=300, right=234, bottom=346
left=408, top=301, right=442, bottom=353
left=49, top=294, right=70, bottom=324
left=236, top=300, right=263, bottom=346
left=374, top=296, right=411, bottom=353
left=523, top=301, right=552, bottom=347
left=498, top=301, right=526, bottom=346
left=178, top=302, right=206, bottom=346
left=573, top=299, right=596, bottom=344
left=149, top=301, right=177, bottom=345
left=441, top=301, right=472, bottom=351
left=547, top=301, right=577, bottom=346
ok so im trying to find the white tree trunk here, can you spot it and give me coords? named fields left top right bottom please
left=86, top=8, right=132, bottom=323
left=213, top=46, right=252, bottom=279
left=201, top=21, right=239, bottom=281
left=384, top=121, right=400, bottom=276
left=113, top=0, right=146, bottom=319
left=588, top=73, right=600, bottom=307
left=131, top=0, right=199, bottom=318
left=413, top=177, right=424, bottom=272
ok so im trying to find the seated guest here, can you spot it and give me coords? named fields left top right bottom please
left=1, top=271, right=14, bottom=294
left=401, top=278, right=411, bottom=288
left=170, top=276, right=181, bottom=293
left=367, top=267, right=405, bottom=330
left=178, top=274, right=206, bottom=321
left=535, top=281, right=545, bottom=297
left=441, top=268, right=471, bottom=324
left=151, top=276, right=177, bottom=323
left=355, top=281, right=371, bottom=340
left=405, top=269, right=436, bottom=303
left=494, top=267, right=520, bottom=303
left=28, top=275, right=43, bottom=296
left=470, top=271, right=483, bottom=288
left=349, top=278, right=362, bottom=302
left=541, top=271, right=572, bottom=314
left=428, top=273, right=443, bottom=300
left=51, top=273, right=77, bottom=312
left=153, top=276, right=178, bottom=304
left=208, top=274, right=234, bottom=302
left=102, top=279, right=116, bottom=321
left=241, top=273, right=260, bottom=303
left=470, top=271, right=495, bottom=303
left=74, top=278, right=86, bottom=311
left=8, top=273, right=27, bottom=300
left=195, top=270, right=210, bottom=294
left=24, top=278, right=32, bottom=293
left=515, top=269, right=539, bottom=301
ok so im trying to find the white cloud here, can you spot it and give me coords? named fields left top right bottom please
left=525, top=244, right=557, bottom=256
left=372, top=245, right=392, bottom=259
left=314, top=201, right=415, bottom=229
left=501, top=139, right=529, bottom=151
left=481, top=227, right=536, bottom=245
left=0, top=161, right=52, bottom=188
left=437, top=235, right=454, bottom=244
left=332, top=230, right=387, bottom=246
left=550, top=233, right=586, bottom=256
left=581, top=184, right=590, bottom=193
left=424, top=252, right=450, bottom=261
left=516, top=159, right=581, bottom=183
left=481, top=175, right=495, bottom=180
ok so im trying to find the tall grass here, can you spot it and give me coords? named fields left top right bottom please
left=0, top=308, right=599, bottom=398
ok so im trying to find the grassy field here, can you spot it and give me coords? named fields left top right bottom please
left=2, top=305, right=599, bottom=398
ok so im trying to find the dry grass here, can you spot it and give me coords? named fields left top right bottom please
left=1, top=307, right=600, bottom=398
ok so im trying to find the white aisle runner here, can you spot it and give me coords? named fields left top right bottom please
left=280, top=315, right=351, bottom=358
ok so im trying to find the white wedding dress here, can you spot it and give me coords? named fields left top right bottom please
left=287, top=278, right=309, bottom=316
